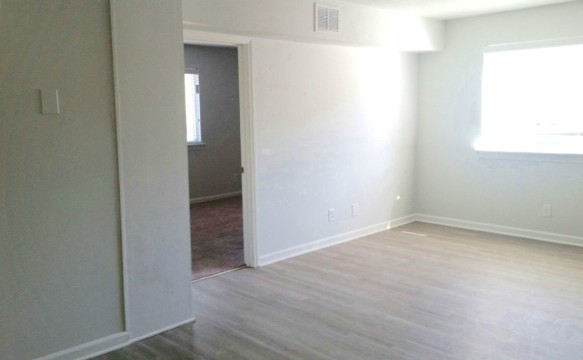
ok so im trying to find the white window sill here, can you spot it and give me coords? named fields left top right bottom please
left=474, top=137, right=583, bottom=163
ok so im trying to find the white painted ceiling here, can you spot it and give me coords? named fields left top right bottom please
left=343, top=0, right=578, bottom=19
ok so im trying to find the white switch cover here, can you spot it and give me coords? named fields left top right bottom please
left=41, top=89, right=60, bottom=114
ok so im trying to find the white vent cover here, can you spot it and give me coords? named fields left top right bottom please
left=315, top=4, right=340, bottom=33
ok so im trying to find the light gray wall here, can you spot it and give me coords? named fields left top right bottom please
left=250, top=39, right=418, bottom=260
left=184, top=45, right=242, bottom=200
left=0, top=1, right=193, bottom=359
left=416, top=2, right=583, bottom=239
left=182, top=0, right=444, bottom=51
left=110, top=0, right=193, bottom=341
left=0, top=1, right=123, bottom=359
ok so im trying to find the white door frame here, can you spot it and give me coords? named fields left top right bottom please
left=183, top=29, right=258, bottom=268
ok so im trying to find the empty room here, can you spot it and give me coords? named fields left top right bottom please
left=1, top=1, right=582, bottom=360
left=184, top=44, right=246, bottom=280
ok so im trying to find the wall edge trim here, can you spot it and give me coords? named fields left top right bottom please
left=190, top=191, right=242, bottom=204
left=36, top=332, right=129, bottom=360
left=414, top=213, right=583, bottom=247
left=390, top=214, right=417, bottom=228
left=258, top=214, right=416, bottom=267
left=129, top=317, right=196, bottom=343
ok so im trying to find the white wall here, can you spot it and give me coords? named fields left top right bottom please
left=182, top=0, right=444, bottom=51
left=0, top=1, right=124, bottom=359
left=182, top=1, right=421, bottom=264
left=416, top=2, right=583, bottom=241
left=110, top=0, right=194, bottom=341
left=1, top=0, right=419, bottom=358
left=251, top=39, right=418, bottom=261
left=185, top=45, right=242, bottom=200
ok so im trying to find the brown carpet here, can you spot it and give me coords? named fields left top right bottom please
left=190, top=195, right=244, bottom=280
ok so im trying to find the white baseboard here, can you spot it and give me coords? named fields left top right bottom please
left=37, top=317, right=196, bottom=360
left=258, top=215, right=416, bottom=267
left=129, top=317, right=196, bottom=343
left=257, top=212, right=583, bottom=268
left=190, top=191, right=241, bottom=204
left=390, top=214, right=417, bottom=229
left=36, top=332, right=129, bottom=360
left=415, top=213, right=583, bottom=248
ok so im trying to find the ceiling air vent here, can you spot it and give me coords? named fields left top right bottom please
left=315, top=4, right=340, bottom=33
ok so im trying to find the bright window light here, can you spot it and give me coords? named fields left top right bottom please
left=475, top=41, right=583, bottom=154
left=185, top=73, right=202, bottom=144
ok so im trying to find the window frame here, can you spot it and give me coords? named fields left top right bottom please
left=475, top=36, right=583, bottom=157
left=184, top=71, right=204, bottom=148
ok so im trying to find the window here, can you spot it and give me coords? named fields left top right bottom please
left=185, top=73, right=202, bottom=144
left=475, top=40, right=583, bottom=155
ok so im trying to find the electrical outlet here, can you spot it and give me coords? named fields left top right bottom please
left=542, top=204, right=552, bottom=218
left=328, top=208, right=335, bottom=222
left=351, top=203, right=358, bottom=217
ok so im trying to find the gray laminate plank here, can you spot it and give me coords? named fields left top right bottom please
left=94, top=222, right=583, bottom=360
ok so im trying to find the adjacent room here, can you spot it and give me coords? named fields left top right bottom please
left=184, top=44, right=245, bottom=280
left=1, top=0, right=582, bottom=359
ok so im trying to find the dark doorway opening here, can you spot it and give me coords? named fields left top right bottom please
left=184, top=44, right=244, bottom=280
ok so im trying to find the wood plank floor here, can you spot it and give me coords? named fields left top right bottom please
left=94, top=222, right=583, bottom=359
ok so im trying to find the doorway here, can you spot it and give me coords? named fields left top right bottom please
left=184, top=44, right=245, bottom=280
